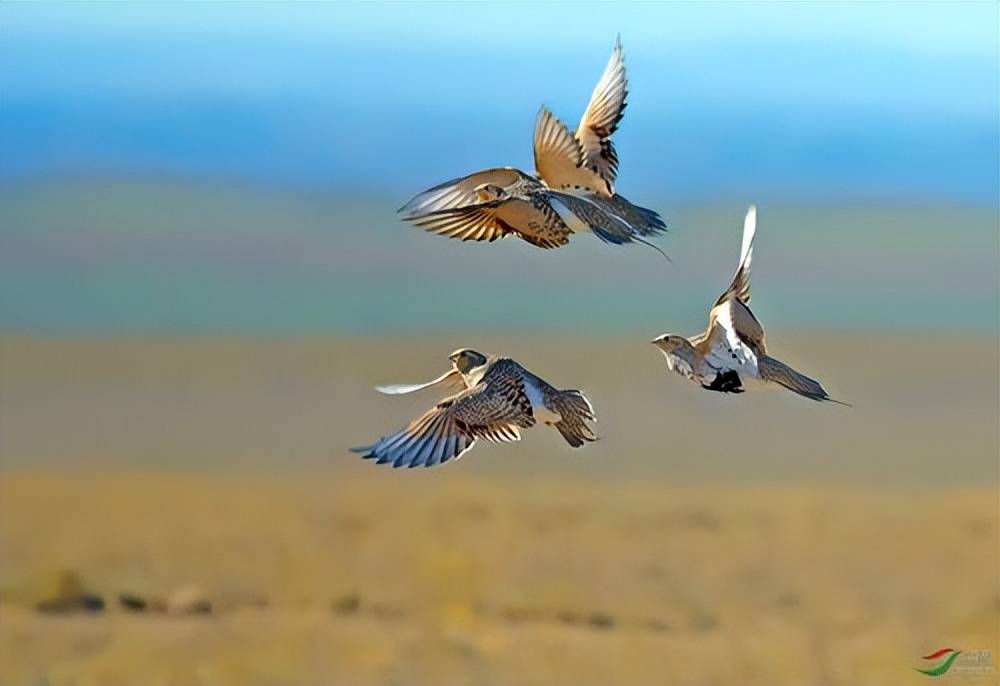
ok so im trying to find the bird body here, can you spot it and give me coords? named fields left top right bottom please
left=352, top=349, right=597, bottom=468
left=652, top=207, right=844, bottom=403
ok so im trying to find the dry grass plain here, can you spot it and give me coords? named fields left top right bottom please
left=1, top=334, right=997, bottom=685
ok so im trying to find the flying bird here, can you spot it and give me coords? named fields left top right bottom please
left=399, top=36, right=666, bottom=253
left=399, top=167, right=641, bottom=249
left=351, top=349, right=597, bottom=468
left=651, top=206, right=846, bottom=404
left=533, top=35, right=665, bottom=238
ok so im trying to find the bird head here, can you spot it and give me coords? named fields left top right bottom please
left=448, top=348, right=488, bottom=374
left=473, top=183, right=507, bottom=203
left=650, top=334, right=684, bottom=352
left=650, top=334, right=696, bottom=373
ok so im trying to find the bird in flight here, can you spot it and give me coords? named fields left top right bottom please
left=351, top=349, right=597, bottom=468
left=399, top=167, right=642, bottom=249
left=650, top=206, right=846, bottom=404
left=532, top=35, right=665, bottom=238
left=399, top=36, right=666, bottom=254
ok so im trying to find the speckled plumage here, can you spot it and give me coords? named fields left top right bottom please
left=352, top=350, right=598, bottom=468
left=401, top=167, right=652, bottom=249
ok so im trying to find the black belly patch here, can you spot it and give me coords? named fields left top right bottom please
left=703, top=370, right=744, bottom=394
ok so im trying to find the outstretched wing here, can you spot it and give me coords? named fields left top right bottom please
left=704, top=207, right=763, bottom=366
left=533, top=106, right=585, bottom=189
left=406, top=202, right=514, bottom=243
left=408, top=195, right=571, bottom=248
left=350, top=402, right=483, bottom=468
left=714, top=205, right=757, bottom=306
left=351, top=361, right=535, bottom=468
left=575, top=35, right=628, bottom=195
left=399, top=167, right=532, bottom=218
left=375, top=368, right=466, bottom=396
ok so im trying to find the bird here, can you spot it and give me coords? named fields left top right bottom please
left=398, top=36, right=666, bottom=254
left=351, top=348, right=597, bottom=468
left=650, top=206, right=847, bottom=404
left=399, top=167, right=642, bottom=249
left=532, top=35, right=666, bottom=238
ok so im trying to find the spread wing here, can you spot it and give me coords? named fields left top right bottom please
left=398, top=167, right=533, bottom=218
left=375, top=368, right=466, bottom=396
left=714, top=205, right=757, bottom=307
left=704, top=206, right=762, bottom=368
left=533, top=107, right=590, bottom=192
left=351, top=361, right=535, bottom=468
left=575, top=35, right=628, bottom=195
left=406, top=202, right=514, bottom=243
left=408, top=195, right=572, bottom=248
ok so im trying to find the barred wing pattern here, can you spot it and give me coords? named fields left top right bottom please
left=408, top=195, right=573, bottom=248
left=351, top=359, right=536, bottom=468
left=398, top=168, right=534, bottom=218
left=575, top=35, right=628, bottom=194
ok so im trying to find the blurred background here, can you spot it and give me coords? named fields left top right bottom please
left=1, top=3, right=997, bottom=685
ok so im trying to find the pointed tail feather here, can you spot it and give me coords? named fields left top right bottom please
left=630, top=234, right=672, bottom=263
left=758, top=355, right=850, bottom=405
left=607, top=193, right=667, bottom=236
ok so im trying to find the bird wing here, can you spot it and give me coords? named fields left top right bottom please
left=406, top=202, right=514, bottom=243
left=351, top=362, right=533, bottom=468
left=533, top=106, right=609, bottom=196
left=410, top=196, right=572, bottom=248
left=574, top=35, right=628, bottom=195
left=350, top=401, right=484, bottom=468
left=533, top=106, right=587, bottom=189
left=398, top=167, right=532, bottom=218
left=714, top=205, right=757, bottom=307
left=375, top=368, right=466, bottom=396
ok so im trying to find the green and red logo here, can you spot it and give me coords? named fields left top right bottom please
left=915, top=648, right=962, bottom=677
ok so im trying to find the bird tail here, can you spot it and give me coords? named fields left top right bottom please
left=551, top=390, right=598, bottom=448
left=758, top=355, right=850, bottom=406
left=608, top=193, right=667, bottom=236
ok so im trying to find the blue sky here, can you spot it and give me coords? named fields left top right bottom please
left=2, top=2, right=997, bottom=203
left=0, top=3, right=998, bottom=336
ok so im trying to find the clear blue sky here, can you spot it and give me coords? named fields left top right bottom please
left=2, top=1, right=997, bottom=203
